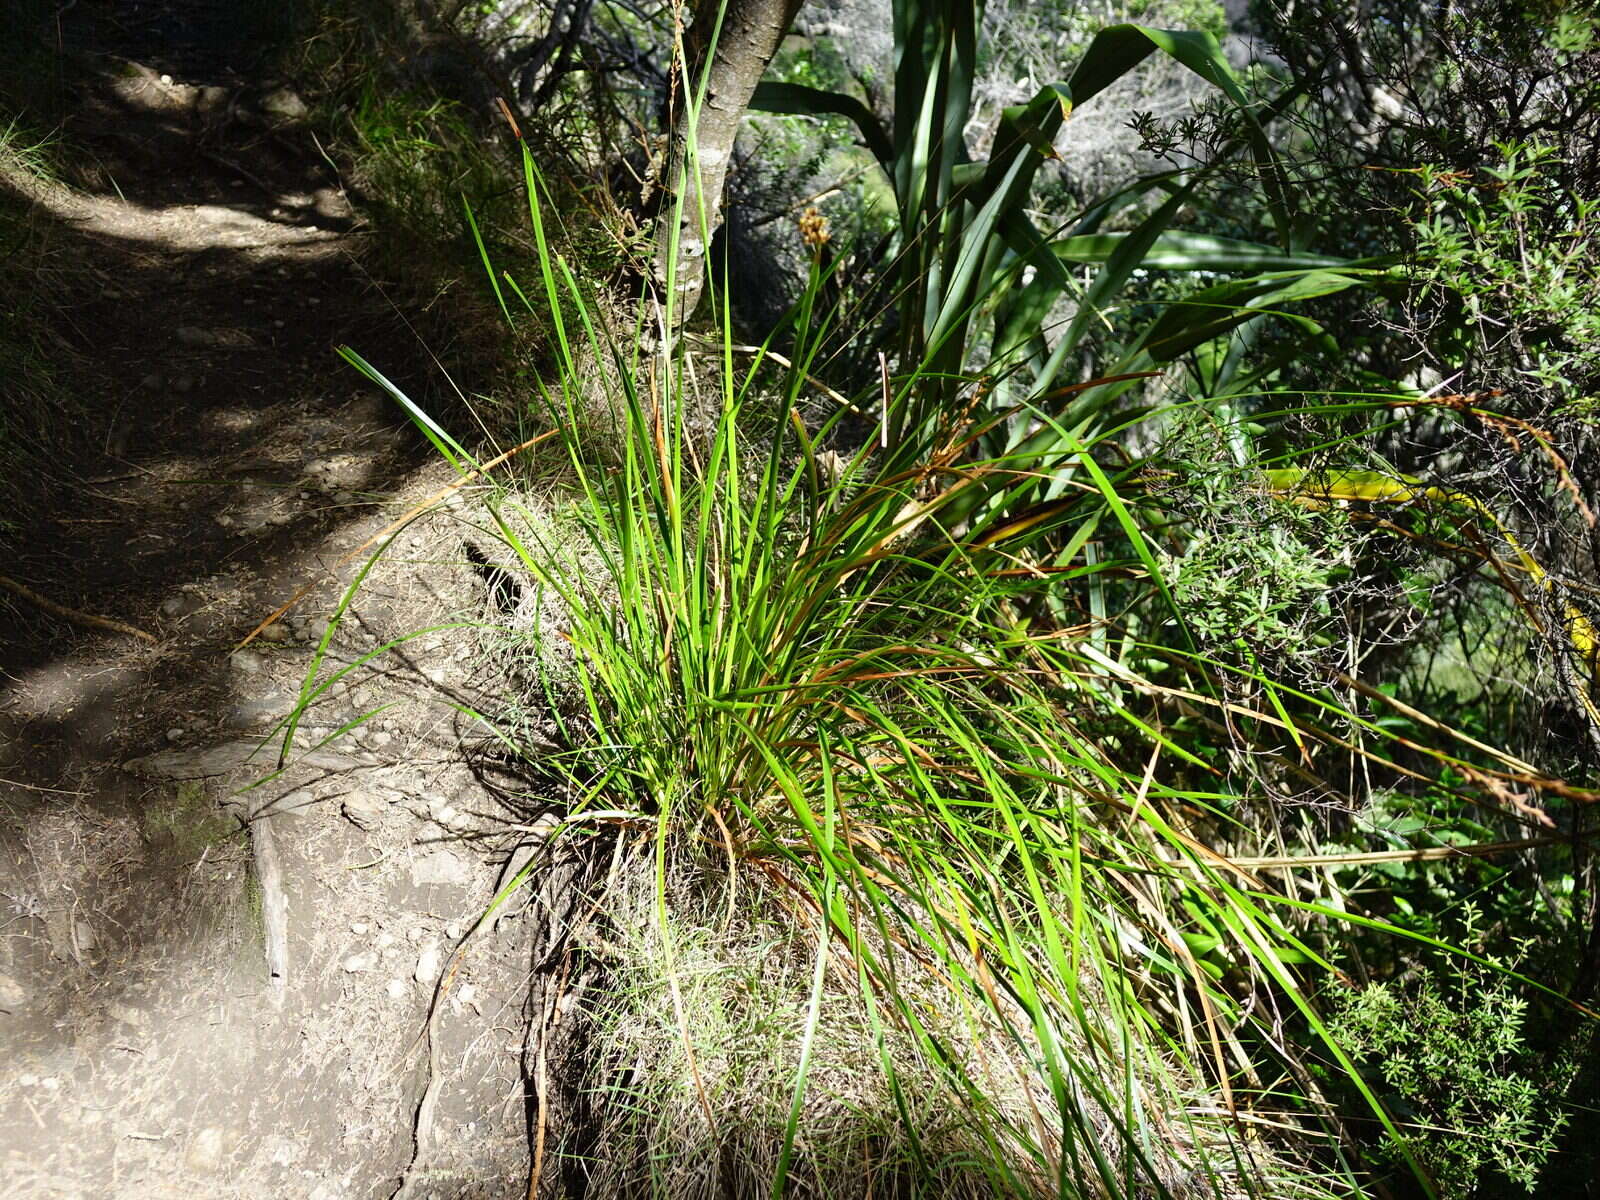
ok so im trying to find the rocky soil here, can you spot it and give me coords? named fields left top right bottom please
left=0, top=6, right=555, bottom=1197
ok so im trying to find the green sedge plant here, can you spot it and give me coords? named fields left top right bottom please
left=317, top=8, right=1599, bottom=1198
left=752, top=8, right=1395, bottom=476
left=329, top=135, right=1519, bottom=1196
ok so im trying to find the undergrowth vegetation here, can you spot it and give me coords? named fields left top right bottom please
left=0, top=117, right=78, bottom=547
left=303, top=0, right=1600, bottom=1196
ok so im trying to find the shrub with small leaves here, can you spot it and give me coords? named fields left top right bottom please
left=1409, top=141, right=1600, bottom=408
left=1154, top=413, right=1352, bottom=664
left=1327, top=915, right=1569, bottom=1194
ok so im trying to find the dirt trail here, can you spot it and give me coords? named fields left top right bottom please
left=1, top=7, right=546, bottom=1197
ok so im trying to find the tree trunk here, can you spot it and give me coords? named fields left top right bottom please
left=652, top=0, right=802, bottom=320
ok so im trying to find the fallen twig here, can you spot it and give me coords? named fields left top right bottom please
left=250, top=803, right=290, bottom=995
left=0, top=574, right=157, bottom=642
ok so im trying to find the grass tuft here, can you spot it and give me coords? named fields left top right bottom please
left=337, top=140, right=1431, bottom=1198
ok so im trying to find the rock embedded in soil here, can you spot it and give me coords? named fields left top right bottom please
left=227, top=691, right=289, bottom=728
left=410, top=847, right=473, bottom=888
left=107, top=999, right=149, bottom=1029
left=229, top=649, right=264, bottom=674
left=341, top=793, right=386, bottom=830
left=196, top=85, right=229, bottom=114
left=185, top=1126, right=227, bottom=1173
left=0, top=971, right=29, bottom=1011
left=259, top=86, right=308, bottom=122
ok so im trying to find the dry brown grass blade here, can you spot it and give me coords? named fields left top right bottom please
left=1139, top=668, right=1600, bottom=811
left=1104, top=865, right=1239, bottom=1112
left=1212, top=835, right=1572, bottom=870
left=1335, top=671, right=1541, bottom=776
left=528, top=954, right=570, bottom=1200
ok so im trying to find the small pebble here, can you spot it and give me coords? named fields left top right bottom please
left=159, top=73, right=173, bottom=86
left=414, top=943, right=441, bottom=985
left=342, top=952, right=376, bottom=973
left=445, top=923, right=462, bottom=941
left=350, top=922, right=370, bottom=935
left=160, top=595, right=184, bottom=617
left=185, top=1126, right=224, bottom=1173
left=165, top=727, right=185, bottom=743
left=386, top=978, right=408, bottom=1000
left=259, top=623, right=290, bottom=643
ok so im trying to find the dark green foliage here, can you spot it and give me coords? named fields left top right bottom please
left=1326, top=935, right=1570, bottom=1194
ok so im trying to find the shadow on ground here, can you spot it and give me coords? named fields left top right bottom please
left=0, top=4, right=545, bottom=1196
